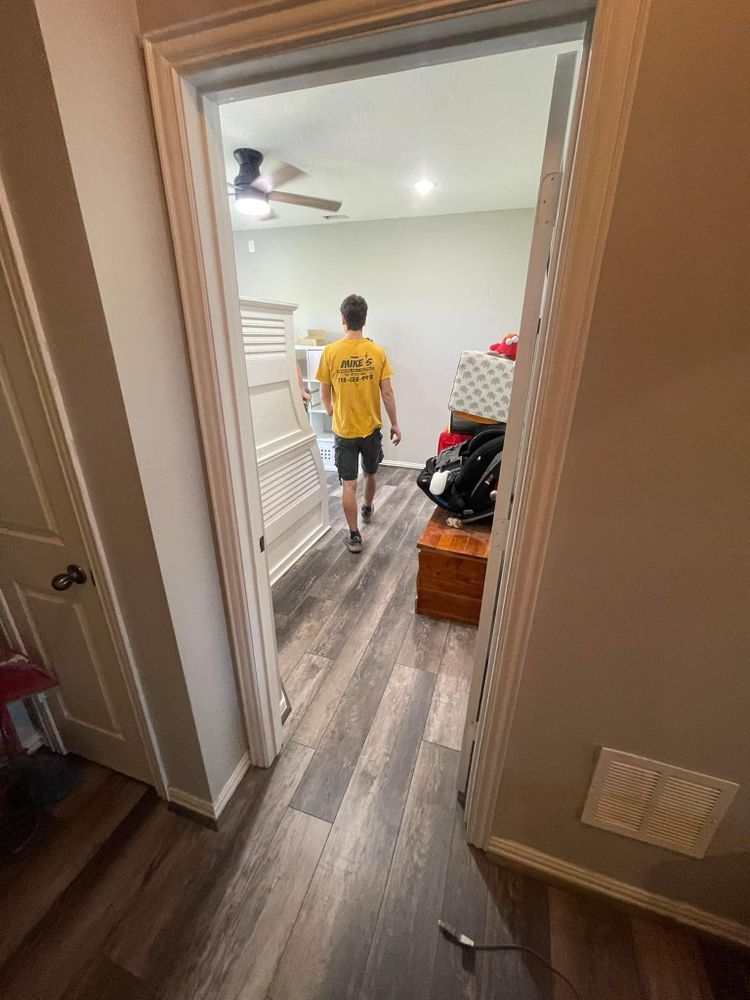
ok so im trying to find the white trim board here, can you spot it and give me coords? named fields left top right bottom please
left=213, top=750, right=252, bottom=817
left=381, top=459, right=423, bottom=470
left=486, top=837, right=750, bottom=949
left=169, top=750, right=251, bottom=824
left=168, top=786, right=217, bottom=823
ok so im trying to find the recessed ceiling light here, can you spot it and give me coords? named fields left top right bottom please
left=414, top=179, right=436, bottom=196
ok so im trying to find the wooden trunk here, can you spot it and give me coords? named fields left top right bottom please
left=415, top=509, right=491, bottom=627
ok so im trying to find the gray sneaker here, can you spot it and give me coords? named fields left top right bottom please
left=361, top=504, right=374, bottom=524
left=345, top=531, right=363, bottom=553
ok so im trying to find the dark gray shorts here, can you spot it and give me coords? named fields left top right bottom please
left=334, top=428, right=384, bottom=481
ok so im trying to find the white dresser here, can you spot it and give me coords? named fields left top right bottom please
left=239, top=297, right=330, bottom=583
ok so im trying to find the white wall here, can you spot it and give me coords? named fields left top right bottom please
left=233, top=211, right=534, bottom=466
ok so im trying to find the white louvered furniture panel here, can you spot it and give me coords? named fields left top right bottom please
left=259, top=450, right=321, bottom=531
left=581, top=748, right=739, bottom=857
left=240, top=298, right=329, bottom=583
left=240, top=311, right=286, bottom=357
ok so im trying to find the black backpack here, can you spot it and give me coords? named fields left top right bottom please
left=416, top=427, right=505, bottom=522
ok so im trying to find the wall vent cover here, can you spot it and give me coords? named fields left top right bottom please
left=581, top=749, right=738, bottom=857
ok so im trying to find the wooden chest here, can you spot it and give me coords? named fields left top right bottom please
left=415, top=509, right=492, bottom=627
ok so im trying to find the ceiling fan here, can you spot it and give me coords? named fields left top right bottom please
left=228, top=148, right=342, bottom=220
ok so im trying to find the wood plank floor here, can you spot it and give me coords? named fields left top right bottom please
left=2, top=468, right=749, bottom=1000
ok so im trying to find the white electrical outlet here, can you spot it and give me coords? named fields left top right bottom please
left=247, top=240, right=255, bottom=253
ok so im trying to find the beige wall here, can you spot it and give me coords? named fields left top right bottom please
left=33, top=0, right=246, bottom=804
left=137, top=0, right=248, bottom=33
left=0, top=0, right=209, bottom=801
left=1, top=0, right=248, bottom=806
left=492, top=0, right=750, bottom=926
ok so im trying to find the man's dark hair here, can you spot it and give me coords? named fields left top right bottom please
left=340, top=294, right=368, bottom=331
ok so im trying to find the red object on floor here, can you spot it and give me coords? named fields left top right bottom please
left=0, top=650, right=58, bottom=758
left=437, top=430, right=471, bottom=454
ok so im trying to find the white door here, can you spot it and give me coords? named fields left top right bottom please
left=240, top=297, right=329, bottom=584
left=0, top=215, right=153, bottom=783
left=459, top=51, right=580, bottom=794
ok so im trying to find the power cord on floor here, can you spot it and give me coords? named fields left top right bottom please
left=438, top=919, right=582, bottom=1000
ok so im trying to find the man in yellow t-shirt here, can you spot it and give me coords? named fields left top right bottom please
left=316, top=294, right=401, bottom=553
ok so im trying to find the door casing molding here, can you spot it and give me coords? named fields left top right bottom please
left=462, top=0, right=652, bottom=847
left=141, top=0, right=649, bottom=825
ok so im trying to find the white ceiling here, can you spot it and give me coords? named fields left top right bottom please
left=219, top=41, right=580, bottom=231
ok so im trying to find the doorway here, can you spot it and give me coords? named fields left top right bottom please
left=214, top=39, right=583, bottom=798
left=141, top=0, right=653, bottom=844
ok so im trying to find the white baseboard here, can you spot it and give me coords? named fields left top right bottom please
left=486, top=837, right=750, bottom=948
left=167, top=785, right=217, bottom=821
left=213, top=750, right=252, bottom=817
left=168, top=750, right=252, bottom=823
left=381, top=459, right=423, bottom=470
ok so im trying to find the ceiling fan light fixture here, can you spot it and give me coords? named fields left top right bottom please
left=414, top=178, right=436, bottom=196
left=234, top=187, right=271, bottom=217
left=228, top=147, right=340, bottom=218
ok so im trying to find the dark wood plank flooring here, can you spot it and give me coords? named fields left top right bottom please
left=2, top=468, right=748, bottom=1000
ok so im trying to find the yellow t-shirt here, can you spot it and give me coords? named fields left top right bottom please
left=316, top=337, right=393, bottom=439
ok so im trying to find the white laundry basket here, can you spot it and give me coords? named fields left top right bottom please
left=317, top=436, right=337, bottom=472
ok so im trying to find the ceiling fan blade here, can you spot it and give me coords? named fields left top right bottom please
left=255, top=162, right=306, bottom=193
left=268, top=190, right=342, bottom=212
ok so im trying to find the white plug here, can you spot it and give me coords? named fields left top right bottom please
left=430, top=470, right=449, bottom=495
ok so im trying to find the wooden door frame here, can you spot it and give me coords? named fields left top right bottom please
left=0, top=181, right=167, bottom=796
left=142, top=0, right=650, bottom=809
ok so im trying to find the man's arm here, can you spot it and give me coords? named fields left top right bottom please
left=380, top=379, right=401, bottom=445
left=320, top=381, right=334, bottom=417
left=296, top=363, right=312, bottom=405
